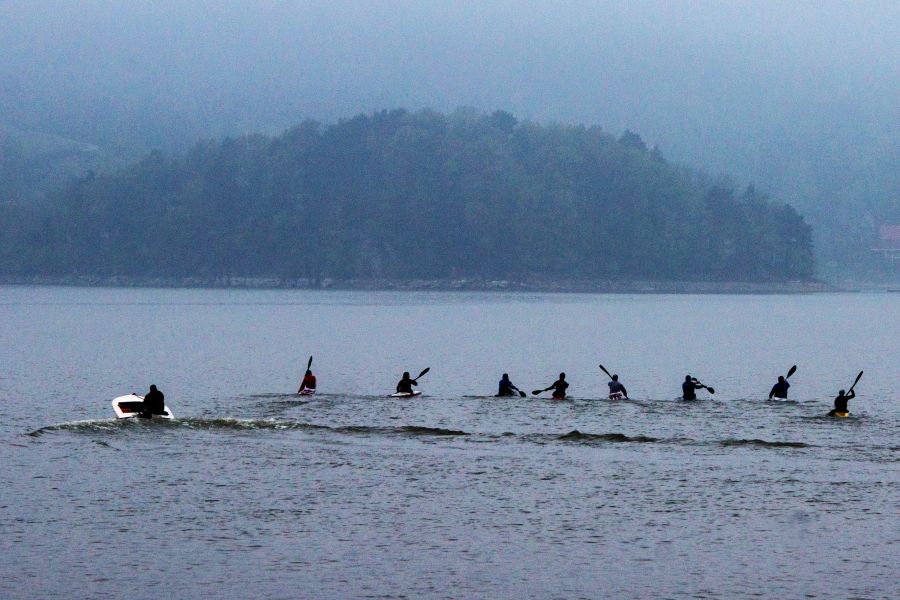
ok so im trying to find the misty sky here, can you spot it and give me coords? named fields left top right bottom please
left=1, top=1, right=897, bottom=223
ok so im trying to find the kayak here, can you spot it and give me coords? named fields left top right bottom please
left=112, top=394, right=175, bottom=420
left=608, top=392, right=627, bottom=400
left=390, top=390, right=423, bottom=398
left=298, top=388, right=316, bottom=396
left=830, top=411, right=850, bottom=418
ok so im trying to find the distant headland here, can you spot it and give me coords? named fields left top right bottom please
left=1, top=109, right=815, bottom=284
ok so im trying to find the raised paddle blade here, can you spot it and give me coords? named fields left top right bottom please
left=598, top=364, right=613, bottom=379
left=695, top=380, right=714, bottom=394
left=848, top=370, right=863, bottom=392
left=416, top=367, right=430, bottom=380
left=786, top=365, right=797, bottom=379
left=519, top=390, right=526, bottom=397
left=307, top=355, right=313, bottom=371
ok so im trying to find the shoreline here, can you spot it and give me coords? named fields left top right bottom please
left=0, top=275, right=841, bottom=294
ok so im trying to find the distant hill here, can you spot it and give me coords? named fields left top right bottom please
left=0, top=109, right=814, bottom=282
left=0, top=125, right=118, bottom=205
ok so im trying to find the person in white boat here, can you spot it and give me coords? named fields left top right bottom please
left=141, top=384, right=166, bottom=417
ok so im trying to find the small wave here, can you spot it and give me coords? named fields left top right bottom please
left=720, top=438, right=810, bottom=448
left=28, top=418, right=468, bottom=438
left=29, top=419, right=132, bottom=437
left=397, top=425, right=468, bottom=436
left=331, top=425, right=467, bottom=436
left=180, top=418, right=329, bottom=431
left=27, top=418, right=326, bottom=437
left=558, top=430, right=659, bottom=443
left=246, top=392, right=349, bottom=400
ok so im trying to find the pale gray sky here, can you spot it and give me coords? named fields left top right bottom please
left=1, top=0, right=897, bottom=234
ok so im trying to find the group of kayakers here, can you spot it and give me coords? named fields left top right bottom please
left=130, top=358, right=860, bottom=419
left=292, top=362, right=862, bottom=417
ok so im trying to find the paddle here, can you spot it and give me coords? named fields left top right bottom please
left=297, top=355, right=314, bottom=393
left=532, top=381, right=563, bottom=396
left=502, top=386, right=526, bottom=398
left=847, top=370, right=863, bottom=394
left=498, top=376, right=526, bottom=397
left=692, top=378, right=715, bottom=395
left=785, top=364, right=797, bottom=379
left=413, top=367, right=430, bottom=382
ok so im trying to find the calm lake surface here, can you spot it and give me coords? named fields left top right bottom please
left=1, top=286, right=897, bottom=599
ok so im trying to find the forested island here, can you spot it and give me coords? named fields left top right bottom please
left=1, top=109, right=815, bottom=285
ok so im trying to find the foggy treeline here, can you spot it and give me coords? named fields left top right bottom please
left=0, top=2, right=896, bottom=279
left=0, top=109, right=813, bottom=282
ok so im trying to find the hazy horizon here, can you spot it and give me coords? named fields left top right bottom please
left=1, top=1, right=898, bottom=275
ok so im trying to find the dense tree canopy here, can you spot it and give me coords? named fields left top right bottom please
left=0, top=109, right=814, bottom=282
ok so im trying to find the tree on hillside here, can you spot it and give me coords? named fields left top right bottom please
left=0, top=110, right=815, bottom=282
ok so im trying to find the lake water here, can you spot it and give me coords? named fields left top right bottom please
left=1, top=286, right=897, bottom=599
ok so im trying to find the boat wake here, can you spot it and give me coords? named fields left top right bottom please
left=27, top=418, right=468, bottom=438
left=28, top=419, right=140, bottom=436
left=719, top=438, right=811, bottom=448
left=26, top=420, right=813, bottom=450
